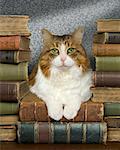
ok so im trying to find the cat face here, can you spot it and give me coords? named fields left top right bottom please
left=39, top=27, right=89, bottom=77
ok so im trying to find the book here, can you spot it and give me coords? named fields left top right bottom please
left=17, top=122, right=107, bottom=144
left=0, top=103, right=18, bottom=115
left=93, top=33, right=120, bottom=44
left=96, top=57, right=120, bottom=71
left=93, top=71, right=120, bottom=87
left=91, top=87, right=120, bottom=103
left=0, top=36, right=30, bottom=50
left=104, top=117, right=120, bottom=128
left=97, top=19, right=120, bottom=32
left=0, top=115, right=18, bottom=125
left=0, top=62, right=28, bottom=81
left=19, top=92, right=103, bottom=122
left=0, top=125, right=16, bottom=141
left=104, top=103, right=120, bottom=116
left=0, top=51, right=30, bottom=63
left=93, top=44, right=120, bottom=56
left=107, top=128, right=120, bottom=142
left=0, top=81, right=29, bottom=102
left=0, top=15, right=30, bottom=36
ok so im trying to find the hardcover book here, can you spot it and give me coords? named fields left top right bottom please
left=0, top=15, right=30, bottom=36
left=93, top=71, right=120, bottom=87
left=0, top=115, right=18, bottom=125
left=97, top=19, right=120, bottom=32
left=107, top=128, right=120, bottom=142
left=19, top=92, right=104, bottom=122
left=0, top=36, right=30, bottom=50
left=17, top=122, right=107, bottom=144
left=0, top=62, right=28, bottom=81
left=93, top=44, right=120, bottom=56
left=104, top=117, right=120, bottom=128
left=0, top=81, right=29, bottom=102
left=91, top=87, right=120, bottom=103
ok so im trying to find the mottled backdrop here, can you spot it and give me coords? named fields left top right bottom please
left=0, top=0, right=120, bottom=71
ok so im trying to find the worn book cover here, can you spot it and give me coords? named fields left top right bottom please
left=19, top=92, right=103, bottom=122
left=0, top=81, right=29, bottom=102
left=17, top=122, right=107, bottom=144
left=0, top=115, right=18, bottom=125
left=104, top=117, right=120, bottom=128
left=107, top=128, right=120, bottom=142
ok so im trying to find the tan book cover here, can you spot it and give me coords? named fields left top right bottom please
left=107, top=128, right=120, bottom=142
left=0, top=115, right=18, bottom=125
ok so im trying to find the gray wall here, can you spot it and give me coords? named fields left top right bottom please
left=0, top=0, right=120, bottom=71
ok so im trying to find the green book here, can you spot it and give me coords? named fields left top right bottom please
left=17, top=122, right=107, bottom=144
left=96, top=57, right=120, bottom=71
left=105, top=103, right=120, bottom=116
left=0, top=62, right=28, bottom=80
left=0, top=102, right=18, bottom=115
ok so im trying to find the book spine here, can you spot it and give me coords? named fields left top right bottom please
left=104, top=117, right=120, bottom=128
left=93, top=72, right=120, bottom=87
left=96, top=57, right=120, bottom=71
left=0, top=62, right=28, bottom=81
left=107, top=128, right=120, bottom=142
left=0, top=51, right=15, bottom=63
left=108, top=33, right=120, bottom=44
left=104, top=103, right=120, bottom=116
left=17, top=122, right=107, bottom=144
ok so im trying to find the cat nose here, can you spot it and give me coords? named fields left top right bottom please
left=60, top=56, right=66, bottom=62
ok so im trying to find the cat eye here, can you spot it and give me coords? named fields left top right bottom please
left=50, top=48, right=59, bottom=55
left=67, top=48, right=75, bottom=54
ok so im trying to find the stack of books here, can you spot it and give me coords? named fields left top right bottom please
left=0, top=15, right=31, bottom=142
left=92, top=19, right=120, bottom=142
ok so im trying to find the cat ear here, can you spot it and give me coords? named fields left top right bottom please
left=41, top=29, right=53, bottom=45
left=72, top=27, right=84, bottom=44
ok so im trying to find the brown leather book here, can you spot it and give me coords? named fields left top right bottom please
left=93, top=71, right=120, bottom=87
left=107, top=128, right=120, bottom=142
left=91, top=87, right=120, bottom=103
left=92, top=43, right=120, bottom=56
left=0, top=36, right=30, bottom=50
left=0, top=81, right=29, bottom=102
left=104, top=117, right=120, bottom=128
left=19, top=92, right=104, bottom=122
left=97, top=19, right=120, bottom=32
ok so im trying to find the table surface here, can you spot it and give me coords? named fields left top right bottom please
left=1, top=142, right=120, bottom=150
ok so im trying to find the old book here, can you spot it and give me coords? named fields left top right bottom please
left=93, top=71, right=120, bottom=87
left=93, top=33, right=120, bottom=44
left=19, top=92, right=103, bottom=122
left=17, top=122, right=107, bottom=144
left=0, top=103, right=18, bottom=115
left=107, top=128, right=120, bottom=142
left=0, top=62, right=28, bottom=80
left=91, top=87, right=120, bottom=103
left=0, top=115, right=18, bottom=125
left=104, top=103, right=120, bottom=116
left=93, top=44, right=120, bottom=56
left=96, top=57, right=120, bottom=71
left=104, top=117, right=120, bottom=128
left=0, top=51, right=30, bottom=63
left=0, top=15, right=30, bottom=36
left=0, top=125, right=16, bottom=141
left=0, top=81, right=29, bottom=102
left=0, top=36, right=30, bottom=50
left=97, top=19, right=120, bottom=32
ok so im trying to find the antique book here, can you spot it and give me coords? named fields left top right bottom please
left=0, top=51, right=30, bottom=63
left=0, top=102, right=18, bottom=115
left=97, top=19, right=120, bottom=32
left=93, top=71, right=120, bottom=87
left=0, top=115, right=18, bottom=125
left=104, top=103, right=120, bottom=116
left=104, top=117, right=120, bottom=128
left=0, top=36, right=30, bottom=50
left=96, top=57, right=120, bottom=71
left=0, top=125, right=16, bottom=141
left=93, top=33, right=120, bottom=44
left=0, top=15, right=30, bottom=36
left=107, top=128, right=120, bottom=142
left=17, top=122, right=107, bottom=144
left=0, top=62, right=28, bottom=80
left=93, top=44, right=120, bottom=56
left=19, top=92, right=103, bottom=122
left=0, top=81, right=29, bottom=102
left=91, top=87, right=120, bottom=103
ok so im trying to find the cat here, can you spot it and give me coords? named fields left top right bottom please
left=29, top=27, right=92, bottom=121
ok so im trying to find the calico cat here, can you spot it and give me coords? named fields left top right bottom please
left=29, top=27, right=92, bottom=121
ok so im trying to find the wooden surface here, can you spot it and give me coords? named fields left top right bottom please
left=1, top=142, right=120, bottom=150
